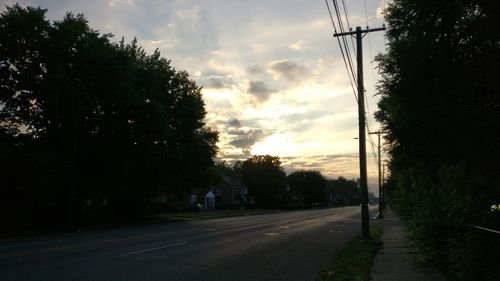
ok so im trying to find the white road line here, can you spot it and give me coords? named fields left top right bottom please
left=120, top=241, right=186, bottom=257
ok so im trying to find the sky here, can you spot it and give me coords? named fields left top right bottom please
left=2, top=0, right=388, bottom=192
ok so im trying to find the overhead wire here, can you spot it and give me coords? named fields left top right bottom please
left=340, top=0, right=357, bottom=60
left=332, top=0, right=357, bottom=83
left=362, top=0, right=381, bottom=167
left=325, top=0, right=358, bottom=102
left=325, top=0, right=383, bottom=167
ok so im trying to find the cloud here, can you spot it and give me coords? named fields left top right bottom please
left=246, top=64, right=265, bottom=74
left=11, top=0, right=385, bottom=188
left=269, top=59, right=310, bottom=82
left=288, top=40, right=306, bottom=50
left=228, top=128, right=268, bottom=155
left=109, top=0, right=135, bottom=7
left=201, top=75, right=234, bottom=89
left=197, top=64, right=237, bottom=90
left=376, top=0, right=387, bottom=19
left=217, top=154, right=247, bottom=161
left=227, top=118, right=241, bottom=127
left=247, top=60, right=311, bottom=84
left=247, top=80, right=275, bottom=102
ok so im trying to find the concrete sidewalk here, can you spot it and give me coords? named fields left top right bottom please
left=371, top=210, right=447, bottom=281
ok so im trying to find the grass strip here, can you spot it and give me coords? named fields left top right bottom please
left=317, top=225, right=383, bottom=281
left=154, top=209, right=280, bottom=221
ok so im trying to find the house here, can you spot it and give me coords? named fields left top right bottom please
left=212, top=176, right=233, bottom=207
left=190, top=188, right=216, bottom=210
left=232, top=175, right=249, bottom=205
left=209, top=175, right=250, bottom=208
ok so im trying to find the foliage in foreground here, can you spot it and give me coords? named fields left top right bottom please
left=0, top=5, right=217, bottom=234
left=317, top=225, right=382, bottom=281
left=376, top=1, right=500, bottom=280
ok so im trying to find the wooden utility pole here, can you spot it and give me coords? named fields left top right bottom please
left=370, top=131, right=383, bottom=218
left=334, top=25, right=385, bottom=239
left=382, top=163, right=385, bottom=184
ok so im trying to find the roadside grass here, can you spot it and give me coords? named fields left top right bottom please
left=154, top=209, right=280, bottom=221
left=317, top=224, right=383, bottom=281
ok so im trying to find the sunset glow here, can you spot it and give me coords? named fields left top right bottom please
left=3, top=0, right=387, bottom=190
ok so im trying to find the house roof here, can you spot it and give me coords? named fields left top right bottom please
left=191, top=188, right=214, bottom=197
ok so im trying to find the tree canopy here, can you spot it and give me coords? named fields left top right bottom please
left=0, top=5, right=217, bottom=233
left=376, top=1, right=499, bottom=279
left=325, top=176, right=359, bottom=206
left=288, top=170, right=326, bottom=205
left=238, top=155, right=287, bottom=207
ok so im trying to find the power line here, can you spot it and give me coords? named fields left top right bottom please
left=332, top=0, right=357, bottom=82
left=363, top=0, right=375, bottom=60
left=325, top=0, right=358, bottom=101
left=360, top=0, right=379, bottom=168
left=326, top=0, right=383, bottom=165
left=363, top=0, right=369, bottom=27
left=325, top=0, right=337, bottom=30
left=326, top=0, right=379, bottom=167
left=340, top=0, right=357, bottom=59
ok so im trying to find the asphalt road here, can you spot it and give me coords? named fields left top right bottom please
left=0, top=206, right=375, bottom=281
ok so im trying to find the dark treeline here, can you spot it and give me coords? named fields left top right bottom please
left=0, top=5, right=217, bottom=235
left=325, top=176, right=361, bottom=206
left=377, top=1, right=500, bottom=280
left=220, top=155, right=366, bottom=208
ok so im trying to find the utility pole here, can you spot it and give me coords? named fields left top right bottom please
left=334, top=25, right=385, bottom=239
left=382, top=163, right=385, bottom=202
left=369, top=130, right=383, bottom=218
left=382, top=163, right=385, bottom=184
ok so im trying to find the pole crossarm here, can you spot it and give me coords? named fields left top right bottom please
left=333, top=26, right=386, bottom=37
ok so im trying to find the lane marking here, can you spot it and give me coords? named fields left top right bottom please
left=264, top=232, right=279, bottom=236
left=120, top=241, right=186, bottom=257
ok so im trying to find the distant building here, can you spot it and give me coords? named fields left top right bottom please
left=191, top=189, right=216, bottom=210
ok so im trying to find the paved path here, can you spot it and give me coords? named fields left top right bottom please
left=1, top=206, right=376, bottom=281
left=371, top=210, right=447, bottom=281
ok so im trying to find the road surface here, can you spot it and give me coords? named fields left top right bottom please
left=0, top=206, right=374, bottom=281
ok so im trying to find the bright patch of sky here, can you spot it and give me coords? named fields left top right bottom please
left=2, top=0, right=389, bottom=192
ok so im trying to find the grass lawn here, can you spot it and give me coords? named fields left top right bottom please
left=317, top=224, right=383, bottom=281
left=154, top=209, right=280, bottom=221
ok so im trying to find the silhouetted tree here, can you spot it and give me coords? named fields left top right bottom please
left=0, top=5, right=217, bottom=234
left=288, top=170, right=326, bottom=205
left=325, top=177, right=359, bottom=206
left=376, top=1, right=500, bottom=280
left=239, top=155, right=286, bottom=207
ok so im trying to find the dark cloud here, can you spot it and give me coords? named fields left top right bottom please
left=282, top=154, right=360, bottom=167
left=202, top=75, right=234, bottom=89
left=228, top=129, right=267, bottom=155
left=227, top=118, right=241, bottom=127
left=247, top=64, right=264, bottom=74
left=199, top=67, right=235, bottom=90
left=229, top=138, right=257, bottom=148
left=279, top=154, right=362, bottom=180
left=269, top=59, right=310, bottom=82
left=247, top=80, right=275, bottom=102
